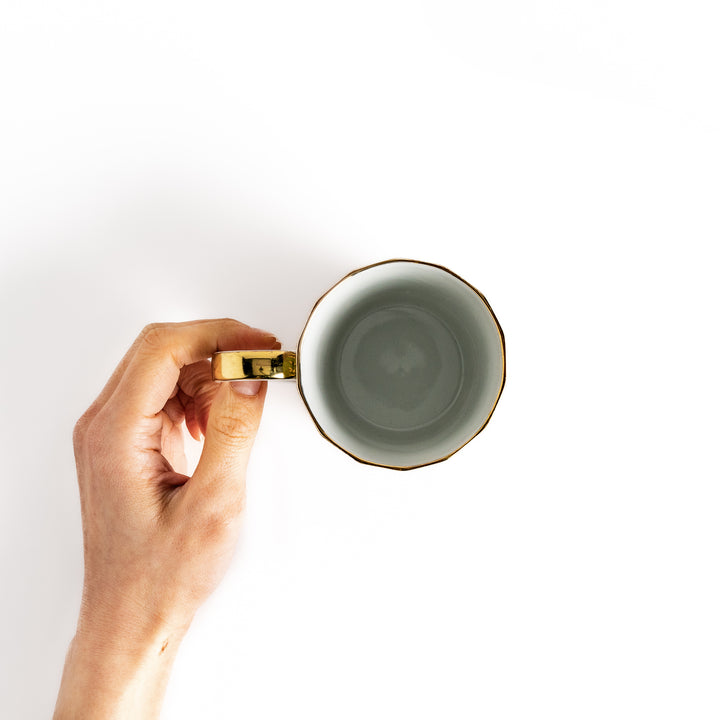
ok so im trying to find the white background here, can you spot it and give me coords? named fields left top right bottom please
left=1, top=1, right=718, bottom=718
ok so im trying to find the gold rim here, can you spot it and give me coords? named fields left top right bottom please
left=296, top=258, right=506, bottom=471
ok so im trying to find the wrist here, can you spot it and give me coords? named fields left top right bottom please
left=54, top=597, right=192, bottom=720
left=76, top=590, right=193, bottom=659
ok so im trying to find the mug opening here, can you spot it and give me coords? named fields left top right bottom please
left=297, top=260, right=505, bottom=469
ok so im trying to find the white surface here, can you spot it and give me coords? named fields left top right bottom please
left=1, top=2, right=718, bottom=718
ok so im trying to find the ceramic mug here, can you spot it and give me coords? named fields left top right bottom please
left=212, top=259, right=506, bottom=470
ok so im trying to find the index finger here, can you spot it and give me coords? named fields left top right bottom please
left=110, top=319, right=277, bottom=417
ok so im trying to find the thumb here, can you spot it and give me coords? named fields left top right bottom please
left=191, top=380, right=267, bottom=502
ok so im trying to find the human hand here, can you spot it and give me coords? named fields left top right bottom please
left=54, top=319, right=279, bottom=719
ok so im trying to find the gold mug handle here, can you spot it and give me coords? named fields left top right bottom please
left=212, top=350, right=297, bottom=380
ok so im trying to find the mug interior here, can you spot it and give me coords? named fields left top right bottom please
left=297, top=260, right=505, bottom=469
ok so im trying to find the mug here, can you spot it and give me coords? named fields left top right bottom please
left=213, top=259, right=506, bottom=470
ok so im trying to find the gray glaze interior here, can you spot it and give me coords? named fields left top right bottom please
left=338, top=303, right=463, bottom=432
left=298, top=262, right=504, bottom=468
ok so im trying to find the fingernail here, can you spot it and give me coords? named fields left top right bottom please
left=231, top=380, right=263, bottom=396
left=255, top=333, right=277, bottom=348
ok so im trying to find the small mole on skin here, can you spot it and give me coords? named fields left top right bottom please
left=159, top=640, right=169, bottom=655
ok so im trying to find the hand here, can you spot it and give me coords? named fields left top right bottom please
left=54, top=319, right=279, bottom=719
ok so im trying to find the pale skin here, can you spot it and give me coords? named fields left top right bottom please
left=54, top=319, right=279, bottom=719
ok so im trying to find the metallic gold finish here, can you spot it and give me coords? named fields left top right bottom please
left=212, top=350, right=296, bottom=380
left=296, top=258, right=506, bottom=471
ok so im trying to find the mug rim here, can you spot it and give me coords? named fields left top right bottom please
left=296, top=258, right=507, bottom=470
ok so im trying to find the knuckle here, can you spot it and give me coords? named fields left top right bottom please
left=72, top=412, right=91, bottom=449
left=140, top=321, right=162, bottom=337
left=142, top=321, right=166, bottom=333
left=140, top=323, right=170, bottom=350
left=212, top=411, right=256, bottom=447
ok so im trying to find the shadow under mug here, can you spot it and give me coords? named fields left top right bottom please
left=212, top=259, right=506, bottom=470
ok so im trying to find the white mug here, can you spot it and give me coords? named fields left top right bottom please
left=213, top=259, right=506, bottom=470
